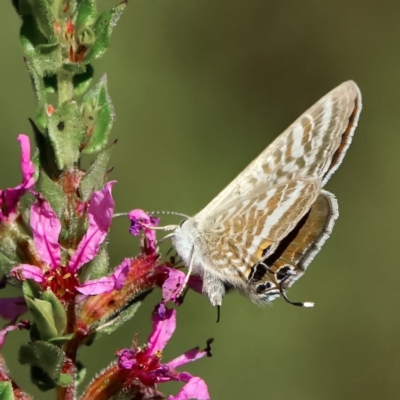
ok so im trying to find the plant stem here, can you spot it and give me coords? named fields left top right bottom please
left=57, top=69, right=74, bottom=105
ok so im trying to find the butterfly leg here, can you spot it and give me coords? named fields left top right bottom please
left=177, top=245, right=196, bottom=298
left=202, top=269, right=226, bottom=306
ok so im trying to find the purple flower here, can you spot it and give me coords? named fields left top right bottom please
left=11, top=182, right=129, bottom=301
left=0, top=297, right=28, bottom=324
left=117, top=305, right=211, bottom=400
left=128, top=209, right=159, bottom=254
left=0, top=275, right=28, bottom=324
left=0, top=134, right=35, bottom=222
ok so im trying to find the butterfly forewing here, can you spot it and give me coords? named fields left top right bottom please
left=201, top=179, right=321, bottom=276
left=198, top=81, right=360, bottom=218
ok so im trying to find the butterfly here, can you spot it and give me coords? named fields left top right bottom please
left=171, top=81, right=361, bottom=307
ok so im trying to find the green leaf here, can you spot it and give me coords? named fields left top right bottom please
left=35, top=170, right=65, bottom=220
left=31, top=119, right=61, bottom=179
left=81, top=75, right=115, bottom=154
left=76, top=361, right=87, bottom=385
left=80, top=246, right=109, bottom=282
left=25, top=59, right=47, bottom=129
left=20, top=15, right=47, bottom=57
left=79, top=144, right=113, bottom=200
left=0, top=233, right=19, bottom=275
left=25, top=0, right=55, bottom=41
left=22, top=280, right=41, bottom=299
left=12, top=0, right=22, bottom=15
left=33, top=44, right=62, bottom=76
left=63, top=62, right=87, bottom=75
left=0, top=382, right=14, bottom=400
left=57, top=373, right=73, bottom=387
left=41, top=290, right=67, bottom=336
left=19, top=190, right=36, bottom=227
left=73, top=64, right=94, bottom=97
left=19, top=341, right=65, bottom=379
left=48, top=101, right=85, bottom=170
left=77, top=26, right=96, bottom=48
left=32, top=149, right=40, bottom=182
left=25, top=59, right=46, bottom=101
left=84, top=1, right=127, bottom=63
left=25, top=296, right=59, bottom=341
left=48, top=333, right=74, bottom=346
left=74, top=0, right=98, bottom=28
left=0, top=250, right=18, bottom=276
left=29, top=323, right=41, bottom=342
left=43, top=74, right=57, bottom=93
left=30, top=365, right=55, bottom=391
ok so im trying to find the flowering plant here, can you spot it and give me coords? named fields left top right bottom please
left=0, top=2, right=211, bottom=399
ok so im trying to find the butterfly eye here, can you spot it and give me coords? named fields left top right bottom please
left=179, top=219, right=187, bottom=228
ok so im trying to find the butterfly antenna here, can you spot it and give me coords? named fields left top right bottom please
left=149, top=210, right=190, bottom=219
left=280, top=288, right=314, bottom=308
left=145, top=210, right=190, bottom=234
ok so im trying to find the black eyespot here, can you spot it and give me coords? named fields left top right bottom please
left=57, top=121, right=65, bottom=131
left=276, top=266, right=291, bottom=281
left=256, top=281, right=272, bottom=294
left=250, top=263, right=268, bottom=281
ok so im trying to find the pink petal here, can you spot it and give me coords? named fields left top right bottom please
left=175, top=371, right=194, bottom=382
left=3, top=135, right=35, bottom=216
left=30, top=199, right=61, bottom=267
left=0, top=320, right=30, bottom=348
left=112, top=258, right=130, bottom=290
left=167, top=347, right=209, bottom=369
left=69, top=181, right=115, bottom=272
left=18, top=134, right=35, bottom=185
left=76, top=258, right=130, bottom=295
left=0, top=297, right=28, bottom=323
left=168, top=377, right=210, bottom=400
left=76, top=276, right=116, bottom=295
left=148, top=306, right=176, bottom=354
left=162, top=267, right=186, bottom=303
left=10, top=264, right=45, bottom=284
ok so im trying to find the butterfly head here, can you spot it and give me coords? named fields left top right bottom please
left=171, top=218, right=198, bottom=268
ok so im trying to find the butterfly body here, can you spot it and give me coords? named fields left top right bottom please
left=172, top=81, right=361, bottom=306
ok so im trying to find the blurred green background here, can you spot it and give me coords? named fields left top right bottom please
left=1, top=1, right=399, bottom=399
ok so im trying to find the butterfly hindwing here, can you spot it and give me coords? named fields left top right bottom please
left=247, top=191, right=338, bottom=304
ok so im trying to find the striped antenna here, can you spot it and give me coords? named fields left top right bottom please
left=113, top=211, right=190, bottom=220
left=148, top=210, right=190, bottom=219
left=112, top=210, right=188, bottom=233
